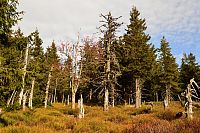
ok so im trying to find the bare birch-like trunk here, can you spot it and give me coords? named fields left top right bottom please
left=19, top=43, right=29, bottom=105
left=72, top=90, right=76, bottom=109
left=78, top=94, right=84, bottom=119
left=7, top=90, right=15, bottom=107
left=104, top=87, right=109, bottom=111
left=165, top=84, right=171, bottom=107
left=186, top=84, right=193, bottom=119
left=53, top=78, right=57, bottom=103
left=28, top=78, right=35, bottom=109
left=156, top=92, right=158, bottom=102
left=44, top=66, right=53, bottom=108
left=135, top=78, right=141, bottom=108
left=62, top=93, right=64, bottom=104
left=23, top=91, right=28, bottom=111
left=89, top=89, right=92, bottom=101
left=11, top=91, right=17, bottom=105
left=111, top=83, right=115, bottom=107
left=67, top=95, right=70, bottom=105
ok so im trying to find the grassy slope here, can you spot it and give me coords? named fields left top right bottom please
left=0, top=102, right=200, bottom=133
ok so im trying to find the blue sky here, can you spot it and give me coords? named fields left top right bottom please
left=15, top=0, right=200, bottom=65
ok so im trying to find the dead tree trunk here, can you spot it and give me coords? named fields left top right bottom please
left=44, top=66, right=53, bottom=108
left=19, top=43, right=29, bottom=105
left=28, top=78, right=35, bottom=109
left=104, top=33, right=111, bottom=111
left=72, top=89, right=76, bottom=109
left=78, top=94, right=84, bottom=119
left=23, top=91, right=28, bottom=111
left=11, top=91, right=17, bottom=105
left=67, top=95, right=70, bottom=105
left=186, top=84, right=193, bottom=119
left=53, top=78, right=58, bottom=103
left=7, top=90, right=16, bottom=107
left=135, top=78, right=141, bottom=108
left=111, top=83, right=115, bottom=107
left=71, top=33, right=82, bottom=109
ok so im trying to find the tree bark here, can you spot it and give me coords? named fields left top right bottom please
left=72, top=91, right=76, bottom=109
left=11, top=90, right=17, bottom=105
left=23, top=91, right=28, bottom=111
left=44, top=66, right=53, bottom=108
left=7, top=90, right=15, bottom=107
left=78, top=94, right=84, bottom=119
left=186, top=84, right=193, bottom=119
left=67, top=95, right=70, bottom=105
left=135, top=78, right=141, bottom=108
left=28, top=78, right=35, bottom=109
left=165, top=84, right=171, bottom=107
left=19, top=43, right=29, bottom=105
left=53, top=78, right=57, bottom=103
left=104, top=86, right=109, bottom=111
left=111, top=83, right=115, bottom=107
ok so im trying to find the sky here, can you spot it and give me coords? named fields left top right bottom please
left=15, top=0, right=200, bottom=65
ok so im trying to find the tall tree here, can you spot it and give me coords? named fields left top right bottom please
left=99, top=12, right=122, bottom=111
left=0, top=0, right=23, bottom=45
left=158, top=36, right=179, bottom=105
left=120, top=7, right=155, bottom=108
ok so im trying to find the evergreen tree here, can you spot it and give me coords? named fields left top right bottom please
left=180, top=53, right=200, bottom=91
left=28, top=30, right=46, bottom=107
left=158, top=36, right=179, bottom=104
left=119, top=7, right=156, bottom=108
left=0, top=0, right=23, bottom=45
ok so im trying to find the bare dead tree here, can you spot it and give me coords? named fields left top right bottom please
left=19, top=43, right=29, bottom=105
left=44, top=66, right=53, bottom=108
left=99, top=12, right=122, bottom=111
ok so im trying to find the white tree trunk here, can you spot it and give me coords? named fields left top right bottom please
left=54, top=78, right=58, bottom=103
left=72, top=91, right=76, bottom=109
left=44, top=66, right=53, bottom=108
left=186, top=84, right=193, bottom=119
left=135, top=78, right=141, bottom=108
left=62, top=93, right=65, bottom=104
left=67, top=95, right=70, bottom=105
left=7, top=90, right=16, bottom=107
left=11, top=90, right=17, bottom=105
left=19, top=43, right=29, bottom=105
left=104, top=87, right=109, bottom=111
left=28, top=78, right=35, bottom=109
left=23, top=91, right=28, bottom=111
left=111, top=83, right=115, bottom=107
left=78, top=94, right=84, bottom=119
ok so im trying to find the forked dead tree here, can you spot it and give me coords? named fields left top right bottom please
left=180, top=78, right=200, bottom=119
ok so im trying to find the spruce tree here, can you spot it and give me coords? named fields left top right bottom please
left=158, top=36, right=179, bottom=105
left=120, top=7, right=155, bottom=108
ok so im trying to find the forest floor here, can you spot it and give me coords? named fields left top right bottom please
left=0, top=102, right=200, bottom=133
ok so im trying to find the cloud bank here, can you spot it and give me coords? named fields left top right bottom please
left=16, top=0, right=200, bottom=64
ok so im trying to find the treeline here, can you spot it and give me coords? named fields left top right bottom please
left=0, top=0, right=200, bottom=110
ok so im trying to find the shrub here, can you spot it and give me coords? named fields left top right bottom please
left=5, top=103, right=21, bottom=112
left=130, top=107, right=152, bottom=116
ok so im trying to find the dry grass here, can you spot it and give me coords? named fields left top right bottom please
left=0, top=102, right=200, bottom=133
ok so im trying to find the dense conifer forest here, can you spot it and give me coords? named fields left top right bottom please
left=0, top=1, right=200, bottom=132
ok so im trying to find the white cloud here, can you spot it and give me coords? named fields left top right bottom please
left=15, top=0, right=200, bottom=63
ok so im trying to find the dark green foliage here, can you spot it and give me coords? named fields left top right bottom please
left=180, top=53, right=200, bottom=91
left=158, top=37, right=179, bottom=97
left=4, top=103, right=21, bottom=112
left=118, top=7, right=156, bottom=103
